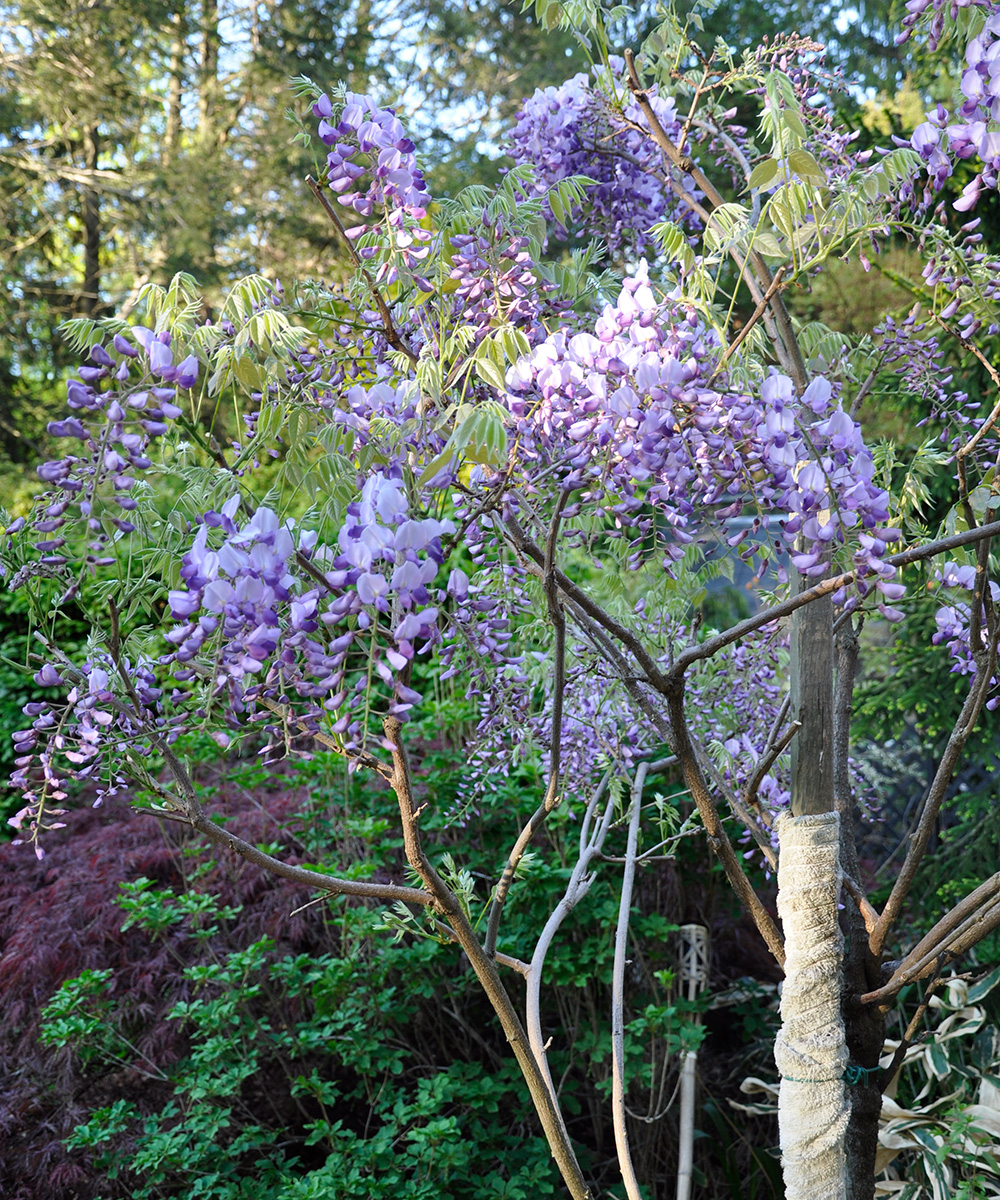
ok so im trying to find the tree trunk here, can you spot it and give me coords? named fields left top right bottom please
left=80, top=125, right=100, bottom=316
left=842, top=936, right=885, bottom=1200
left=835, top=619, right=885, bottom=1200
left=164, top=10, right=185, bottom=168
left=198, top=0, right=219, bottom=139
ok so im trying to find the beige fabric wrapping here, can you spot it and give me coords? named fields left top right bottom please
left=774, top=811, right=849, bottom=1200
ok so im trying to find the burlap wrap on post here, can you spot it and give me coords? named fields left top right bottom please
left=774, top=811, right=849, bottom=1200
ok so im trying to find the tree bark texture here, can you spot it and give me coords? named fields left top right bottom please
left=80, top=125, right=100, bottom=316
left=789, top=579, right=834, bottom=817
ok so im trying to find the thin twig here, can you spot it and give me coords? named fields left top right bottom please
left=694, top=737, right=777, bottom=869
left=878, top=966, right=948, bottom=1091
left=671, top=517, right=1000, bottom=682
left=712, top=266, right=787, bottom=378
left=666, top=682, right=785, bottom=967
left=743, top=719, right=801, bottom=817
left=305, top=174, right=418, bottom=366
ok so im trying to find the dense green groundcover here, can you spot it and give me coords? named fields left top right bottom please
left=0, top=727, right=790, bottom=1199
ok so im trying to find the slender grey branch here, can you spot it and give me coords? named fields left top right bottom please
left=526, top=772, right=618, bottom=1111
left=611, top=763, right=648, bottom=1200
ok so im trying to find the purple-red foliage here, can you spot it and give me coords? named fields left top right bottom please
left=0, top=770, right=344, bottom=1200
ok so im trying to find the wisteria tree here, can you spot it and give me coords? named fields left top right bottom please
left=6, top=0, right=1000, bottom=1196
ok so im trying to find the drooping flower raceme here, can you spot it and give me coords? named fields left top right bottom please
left=509, top=59, right=701, bottom=256
left=315, top=91, right=431, bottom=219
left=5, top=331, right=197, bottom=607
left=933, top=561, right=1000, bottom=706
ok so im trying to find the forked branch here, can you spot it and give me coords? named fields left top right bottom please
left=384, top=716, right=593, bottom=1200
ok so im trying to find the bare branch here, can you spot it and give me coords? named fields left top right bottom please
left=712, top=266, right=787, bottom=379
left=743, top=716, right=801, bottom=821
left=189, top=812, right=434, bottom=906
left=878, top=969, right=948, bottom=1092
left=871, top=612, right=1000, bottom=956
left=864, top=873, right=1000, bottom=1005
left=666, top=682, right=785, bottom=967
left=841, top=875, right=879, bottom=935
left=671, top=517, right=1000, bottom=681
left=695, top=737, right=778, bottom=870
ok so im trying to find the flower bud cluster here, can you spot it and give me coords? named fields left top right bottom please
left=875, top=311, right=979, bottom=445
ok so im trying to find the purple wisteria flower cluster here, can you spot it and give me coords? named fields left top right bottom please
left=503, top=262, right=902, bottom=608
left=897, top=0, right=988, bottom=52
left=898, top=3, right=1000, bottom=211
left=314, top=91, right=434, bottom=292
left=9, top=653, right=169, bottom=858
left=448, top=222, right=547, bottom=336
left=949, top=8, right=1000, bottom=208
left=933, top=562, right=1000, bottom=706
left=163, top=468, right=462, bottom=747
left=315, top=92, right=431, bottom=219
left=509, top=59, right=700, bottom=256
left=6, top=331, right=198, bottom=592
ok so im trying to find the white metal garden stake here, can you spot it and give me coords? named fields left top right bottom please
left=676, top=923, right=708, bottom=1200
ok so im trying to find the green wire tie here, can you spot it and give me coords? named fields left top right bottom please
left=782, top=1065, right=880, bottom=1086
left=844, top=1064, right=880, bottom=1087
